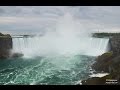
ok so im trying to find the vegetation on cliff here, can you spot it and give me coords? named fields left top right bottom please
left=92, top=32, right=120, bottom=38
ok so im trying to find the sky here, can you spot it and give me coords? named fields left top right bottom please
left=0, top=6, right=120, bottom=35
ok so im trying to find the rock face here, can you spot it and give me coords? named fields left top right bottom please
left=92, top=52, right=114, bottom=72
left=81, top=52, right=120, bottom=85
left=109, top=36, right=120, bottom=55
left=0, top=32, right=12, bottom=59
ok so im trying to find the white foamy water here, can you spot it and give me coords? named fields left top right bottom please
left=0, top=7, right=111, bottom=85
left=12, top=13, right=109, bottom=58
left=12, top=37, right=109, bottom=58
left=89, top=73, right=109, bottom=77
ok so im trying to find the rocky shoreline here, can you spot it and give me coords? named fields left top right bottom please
left=81, top=36, right=120, bottom=85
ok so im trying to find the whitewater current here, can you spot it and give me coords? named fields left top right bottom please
left=12, top=37, right=109, bottom=58
left=0, top=36, right=109, bottom=85
left=0, top=12, right=110, bottom=85
left=0, top=54, right=95, bottom=85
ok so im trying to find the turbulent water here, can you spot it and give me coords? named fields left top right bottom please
left=0, top=37, right=109, bottom=85
left=12, top=37, right=109, bottom=58
left=0, top=55, right=95, bottom=85
left=0, top=12, right=110, bottom=85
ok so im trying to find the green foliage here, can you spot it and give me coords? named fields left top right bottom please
left=103, top=52, right=113, bottom=56
left=92, top=32, right=120, bottom=38
left=0, top=33, right=11, bottom=38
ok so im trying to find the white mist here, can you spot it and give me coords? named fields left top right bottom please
left=12, top=13, right=109, bottom=58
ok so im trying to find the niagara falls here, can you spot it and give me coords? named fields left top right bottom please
left=0, top=6, right=120, bottom=85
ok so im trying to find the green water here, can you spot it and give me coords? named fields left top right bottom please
left=0, top=55, right=95, bottom=85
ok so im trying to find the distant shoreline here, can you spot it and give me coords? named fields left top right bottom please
left=92, top=32, right=120, bottom=38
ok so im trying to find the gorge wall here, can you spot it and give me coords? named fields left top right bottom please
left=109, top=36, right=120, bottom=55
left=0, top=32, right=12, bottom=59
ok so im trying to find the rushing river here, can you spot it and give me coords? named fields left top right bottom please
left=0, top=12, right=109, bottom=85
left=0, top=55, right=95, bottom=85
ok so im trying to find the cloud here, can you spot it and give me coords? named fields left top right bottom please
left=0, top=6, right=120, bottom=34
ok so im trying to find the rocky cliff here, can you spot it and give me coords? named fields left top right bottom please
left=81, top=52, right=120, bottom=85
left=0, top=32, right=12, bottom=59
left=109, top=36, right=120, bottom=55
left=81, top=36, right=120, bottom=85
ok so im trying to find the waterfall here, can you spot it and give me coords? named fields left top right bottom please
left=85, top=37, right=109, bottom=56
left=11, top=13, right=109, bottom=58
left=12, top=36, right=109, bottom=58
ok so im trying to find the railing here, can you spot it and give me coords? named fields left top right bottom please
left=0, top=35, right=35, bottom=38
left=11, top=35, right=36, bottom=38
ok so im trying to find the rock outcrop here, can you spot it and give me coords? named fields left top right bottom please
left=81, top=52, right=120, bottom=85
left=0, top=32, right=12, bottom=59
left=109, top=36, right=120, bottom=55
left=92, top=52, right=114, bottom=72
left=81, top=36, right=120, bottom=85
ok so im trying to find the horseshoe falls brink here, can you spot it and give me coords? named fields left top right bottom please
left=0, top=13, right=109, bottom=85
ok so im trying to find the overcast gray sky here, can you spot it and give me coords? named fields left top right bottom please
left=0, top=6, right=120, bottom=35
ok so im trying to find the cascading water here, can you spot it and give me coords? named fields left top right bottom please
left=12, top=37, right=109, bottom=58
left=0, top=12, right=109, bottom=85
left=12, top=13, right=109, bottom=58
